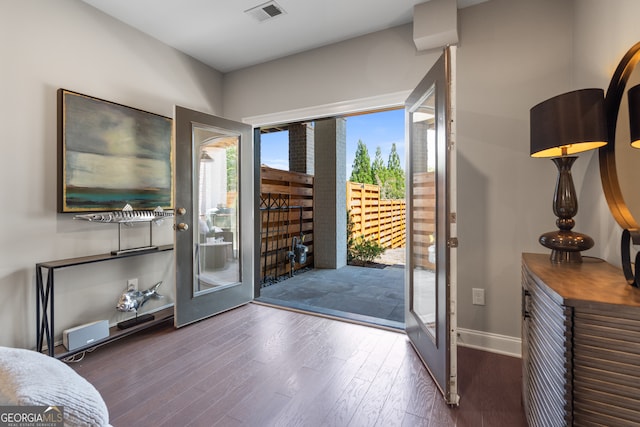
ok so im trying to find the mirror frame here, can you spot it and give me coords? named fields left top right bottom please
left=599, top=41, right=640, bottom=230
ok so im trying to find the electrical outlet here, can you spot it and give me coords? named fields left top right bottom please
left=472, top=288, right=485, bottom=306
left=127, top=278, right=138, bottom=291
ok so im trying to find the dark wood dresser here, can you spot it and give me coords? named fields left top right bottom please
left=522, top=253, right=640, bottom=426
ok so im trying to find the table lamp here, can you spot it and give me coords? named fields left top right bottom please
left=530, top=88, right=608, bottom=263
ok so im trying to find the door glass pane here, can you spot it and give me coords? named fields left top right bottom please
left=193, top=127, right=240, bottom=295
left=411, top=86, right=437, bottom=340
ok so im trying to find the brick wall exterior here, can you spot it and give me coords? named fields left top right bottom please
left=314, top=117, right=347, bottom=269
left=288, top=123, right=314, bottom=174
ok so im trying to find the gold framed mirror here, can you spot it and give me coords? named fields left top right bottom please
left=599, top=41, right=640, bottom=286
left=599, top=41, right=640, bottom=230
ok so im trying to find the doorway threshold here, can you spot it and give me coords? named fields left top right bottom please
left=254, top=297, right=404, bottom=331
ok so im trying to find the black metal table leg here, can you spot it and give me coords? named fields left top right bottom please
left=36, top=264, right=54, bottom=356
left=36, top=265, right=42, bottom=353
left=47, top=268, right=54, bottom=356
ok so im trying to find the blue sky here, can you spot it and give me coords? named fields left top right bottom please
left=260, top=108, right=405, bottom=177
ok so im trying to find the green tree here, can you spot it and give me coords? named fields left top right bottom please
left=387, top=143, right=402, bottom=171
left=385, top=143, right=405, bottom=199
left=350, top=139, right=372, bottom=184
left=370, top=146, right=387, bottom=186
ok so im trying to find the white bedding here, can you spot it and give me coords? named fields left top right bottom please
left=0, top=346, right=109, bottom=427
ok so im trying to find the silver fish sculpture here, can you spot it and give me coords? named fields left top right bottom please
left=74, top=204, right=173, bottom=225
left=116, top=281, right=163, bottom=312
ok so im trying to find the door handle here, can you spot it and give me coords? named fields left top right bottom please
left=176, top=223, right=189, bottom=231
left=176, top=207, right=187, bottom=216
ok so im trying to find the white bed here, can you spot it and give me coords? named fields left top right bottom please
left=0, top=346, right=110, bottom=427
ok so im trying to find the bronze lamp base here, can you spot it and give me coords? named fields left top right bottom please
left=539, top=230, right=594, bottom=263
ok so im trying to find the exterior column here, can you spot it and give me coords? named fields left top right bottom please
left=288, top=123, right=314, bottom=174
left=314, top=117, right=347, bottom=269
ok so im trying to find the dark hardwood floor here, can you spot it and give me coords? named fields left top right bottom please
left=71, top=303, right=526, bottom=426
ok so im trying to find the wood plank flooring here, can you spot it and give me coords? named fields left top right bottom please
left=71, top=303, right=526, bottom=426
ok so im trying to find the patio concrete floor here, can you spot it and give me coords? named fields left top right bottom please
left=257, top=250, right=405, bottom=329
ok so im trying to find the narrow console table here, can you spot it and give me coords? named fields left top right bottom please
left=522, top=253, right=640, bottom=426
left=36, top=245, right=174, bottom=359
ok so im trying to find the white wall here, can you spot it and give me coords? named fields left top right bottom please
left=222, top=24, right=441, bottom=121
left=0, top=0, right=223, bottom=348
left=455, top=0, right=574, bottom=343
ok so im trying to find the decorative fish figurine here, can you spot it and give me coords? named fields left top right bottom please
left=116, top=281, right=163, bottom=312
left=74, top=204, right=173, bottom=226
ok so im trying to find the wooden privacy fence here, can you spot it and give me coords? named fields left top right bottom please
left=412, top=172, right=435, bottom=270
left=260, top=166, right=314, bottom=284
left=346, top=182, right=406, bottom=249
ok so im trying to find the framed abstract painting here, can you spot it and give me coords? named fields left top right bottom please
left=57, top=89, right=173, bottom=212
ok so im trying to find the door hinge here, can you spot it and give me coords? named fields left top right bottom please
left=447, top=237, right=459, bottom=248
left=450, top=212, right=457, bottom=223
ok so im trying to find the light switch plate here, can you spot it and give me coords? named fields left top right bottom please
left=472, top=288, right=485, bottom=306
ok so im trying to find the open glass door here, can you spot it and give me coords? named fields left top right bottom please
left=173, top=106, right=254, bottom=327
left=405, top=46, right=458, bottom=405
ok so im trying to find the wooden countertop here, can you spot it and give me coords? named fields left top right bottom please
left=522, top=253, right=640, bottom=309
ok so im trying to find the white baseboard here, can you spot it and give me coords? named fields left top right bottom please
left=457, top=327, right=521, bottom=358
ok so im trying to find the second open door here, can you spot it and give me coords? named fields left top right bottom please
left=405, top=46, right=459, bottom=405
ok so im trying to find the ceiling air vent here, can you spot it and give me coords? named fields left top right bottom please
left=245, top=1, right=286, bottom=22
